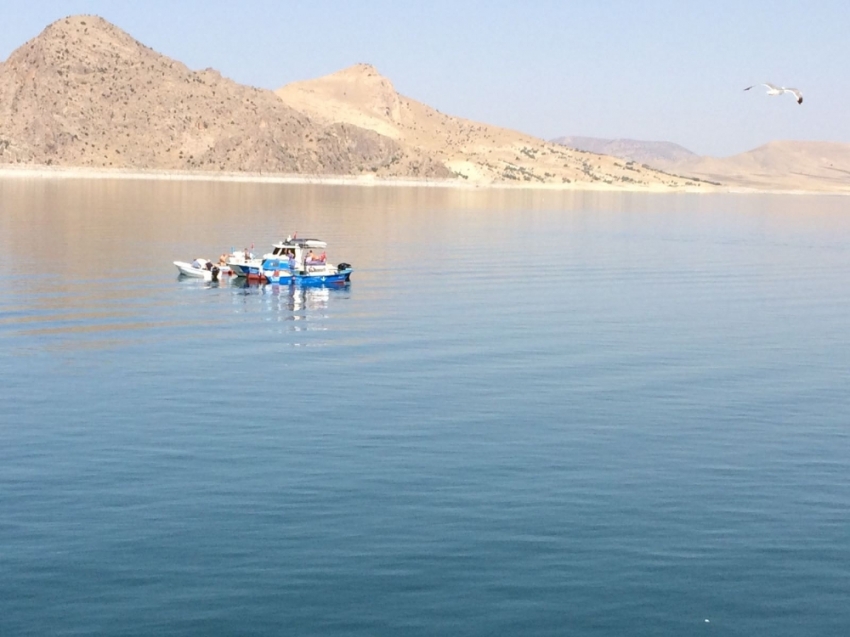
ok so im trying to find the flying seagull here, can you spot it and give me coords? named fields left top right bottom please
left=744, top=83, right=803, bottom=105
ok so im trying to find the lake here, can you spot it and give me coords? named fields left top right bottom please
left=1, top=179, right=848, bottom=636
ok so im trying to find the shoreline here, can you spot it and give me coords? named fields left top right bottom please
left=0, top=164, right=846, bottom=196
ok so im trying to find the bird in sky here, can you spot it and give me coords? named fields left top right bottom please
left=744, top=83, right=803, bottom=105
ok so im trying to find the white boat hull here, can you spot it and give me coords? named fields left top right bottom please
left=173, top=261, right=225, bottom=281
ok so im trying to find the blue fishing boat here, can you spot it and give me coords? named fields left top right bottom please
left=261, top=237, right=352, bottom=286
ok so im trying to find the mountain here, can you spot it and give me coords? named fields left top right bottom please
left=275, top=64, right=703, bottom=188
left=2, top=15, right=846, bottom=191
left=0, top=16, right=449, bottom=177
left=551, top=136, right=698, bottom=165
left=0, top=15, right=706, bottom=189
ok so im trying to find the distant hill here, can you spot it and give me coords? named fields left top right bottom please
left=552, top=136, right=698, bottom=165
left=552, top=135, right=850, bottom=192
left=0, top=16, right=450, bottom=178
left=274, top=64, right=701, bottom=188
left=655, top=141, right=850, bottom=192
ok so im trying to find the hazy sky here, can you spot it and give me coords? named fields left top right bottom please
left=3, top=0, right=847, bottom=156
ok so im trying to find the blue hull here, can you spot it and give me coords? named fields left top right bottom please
left=296, top=272, right=351, bottom=287
left=264, top=274, right=294, bottom=285
left=266, top=269, right=352, bottom=287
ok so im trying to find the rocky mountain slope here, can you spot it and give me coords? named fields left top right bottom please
left=0, top=16, right=450, bottom=177
left=275, top=64, right=703, bottom=188
left=3, top=15, right=846, bottom=191
left=0, top=15, right=712, bottom=189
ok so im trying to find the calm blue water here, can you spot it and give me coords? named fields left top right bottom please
left=1, top=180, right=849, bottom=636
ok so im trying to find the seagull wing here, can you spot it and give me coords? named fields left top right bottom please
left=785, top=88, right=803, bottom=104
left=762, top=82, right=780, bottom=91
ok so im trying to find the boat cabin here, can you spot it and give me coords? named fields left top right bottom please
left=267, top=238, right=329, bottom=270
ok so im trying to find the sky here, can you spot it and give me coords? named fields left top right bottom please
left=2, top=0, right=848, bottom=157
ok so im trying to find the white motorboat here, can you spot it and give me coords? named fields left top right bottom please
left=174, top=259, right=228, bottom=281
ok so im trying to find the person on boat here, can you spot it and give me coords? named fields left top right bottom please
left=243, top=248, right=251, bottom=260
left=191, top=258, right=202, bottom=269
left=219, top=253, right=228, bottom=266
left=306, top=250, right=326, bottom=265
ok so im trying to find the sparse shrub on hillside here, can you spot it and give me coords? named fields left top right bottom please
left=520, top=146, right=537, bottom=159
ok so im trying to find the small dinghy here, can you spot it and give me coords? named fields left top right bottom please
left=174, top=259, right=226, bottom=282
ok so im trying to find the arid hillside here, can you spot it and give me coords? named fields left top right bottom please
left=0, top=15, right=740, bottom=189
left=275, top=64, right=706, bottom=189
left=0, top=16, right=450, bottom=178
left=3, top=15, right=846, bottom=191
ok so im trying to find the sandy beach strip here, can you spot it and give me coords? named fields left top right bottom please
left=0, top=164, right=730, bottom=193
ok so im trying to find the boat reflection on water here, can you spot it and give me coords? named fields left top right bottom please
left=229, top=277, right=350, bottom=330
left=176, top=272, right=223, bottom=290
